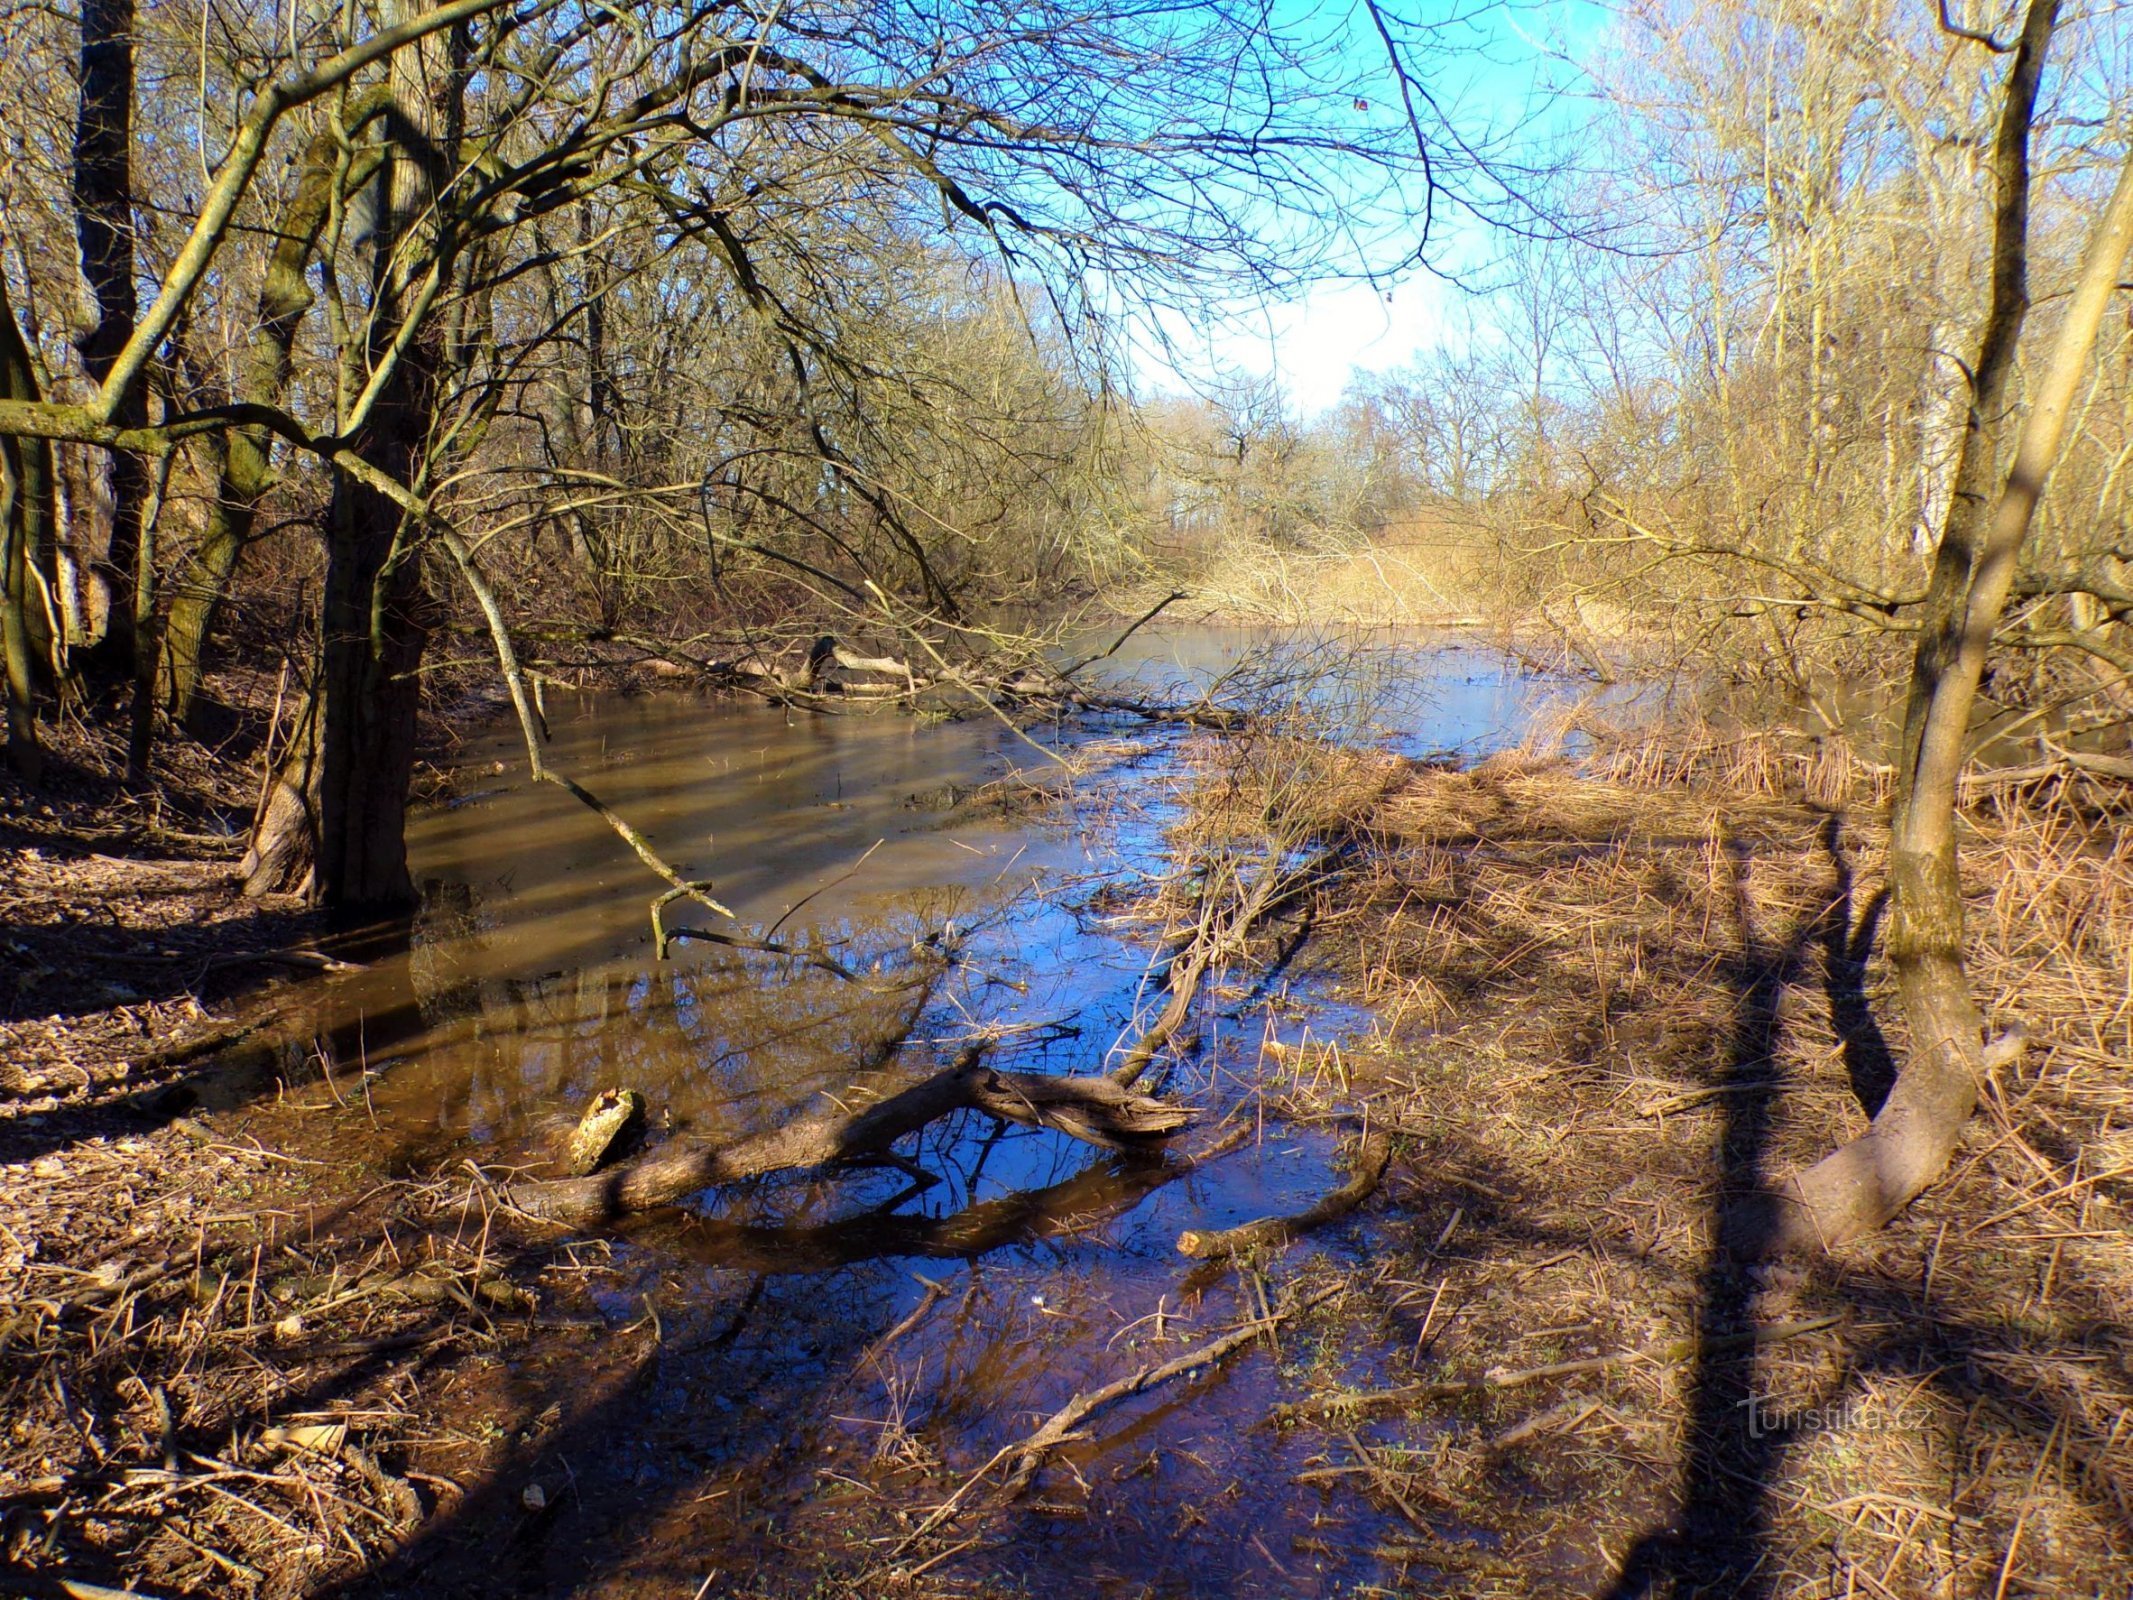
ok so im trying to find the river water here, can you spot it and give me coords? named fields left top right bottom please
left=274, top=629, right=1592, bottom=1176
left=236, top=628, right=1616, bottom=1596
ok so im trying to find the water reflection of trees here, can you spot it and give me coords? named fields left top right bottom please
left=350, top=883, right=1066, bottom=1173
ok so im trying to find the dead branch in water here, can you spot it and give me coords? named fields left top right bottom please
left=1176, top=1133, right=1392, bottom=1260
left=1055, top=686, right=1247, bottom=730
left=997, top=1280, right=1342, bottom=1495
left=891, top=1280, right=1342, bottom=1555
left=508, top=1056, right=1193, bottom=1227
left=1110, top=846, right=1309, bottom=1087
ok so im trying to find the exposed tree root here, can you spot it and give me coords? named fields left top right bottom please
left=507, top=1056, right=1193, bottom=1228
left=1761, top=1016, right=2028, bottom=1254
left=1176, top=1132, right=1392, bottom=1260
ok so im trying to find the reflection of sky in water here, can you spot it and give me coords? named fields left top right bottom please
left=287, top=628, right=1613, bottom=1222
left=1084, top=625, right=1632, bottom=756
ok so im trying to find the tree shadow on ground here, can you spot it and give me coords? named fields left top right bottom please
left=1602, top=816, right=2132, bottom=1597
left=1603, top=825, right=1855, bottom=1600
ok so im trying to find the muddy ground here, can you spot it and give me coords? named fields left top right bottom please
left=4, top=693, right=2131, bottom=1600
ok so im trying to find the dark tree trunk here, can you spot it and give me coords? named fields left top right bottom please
left=313, top=374, right=440, bottom=910
left=72, top=0, right=145, bottom=672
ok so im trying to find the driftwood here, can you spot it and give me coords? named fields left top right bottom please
left=563, top=1089, right=645, bottom=1176
left=807, top=633, right=919, bottom=694
left=1176, top=1133, right=1392, bottom=1260
left=509, top=1057, right=1192, bottom=1227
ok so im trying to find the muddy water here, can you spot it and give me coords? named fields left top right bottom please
left=271, top=629, right=1580, bottom=1172
left=245, top=630, right=1595, bottom=1597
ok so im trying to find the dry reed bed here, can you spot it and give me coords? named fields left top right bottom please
left=1261, top=748, right=2133, bottom=1597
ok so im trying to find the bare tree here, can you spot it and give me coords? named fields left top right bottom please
left=1775, top=1, right=2133, bottom=1248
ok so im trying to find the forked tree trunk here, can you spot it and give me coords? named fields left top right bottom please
left=244, top=18, right=456, bottom=910
left=1774, top=6, right=2133, bottom=1250
left=244, top=355, right=444, bottom=909
left=163, top=113, right=385, bottom=728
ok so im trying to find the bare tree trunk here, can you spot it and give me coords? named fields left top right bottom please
left=163, top=117, right=380, bottom=728
left=311, top=382, right=440, bottom=908
left=122, top=448, right=171, bottom=781
left=246, top=15, right=457, bottom=909
left=72, top=0, right=145, bottom=674
left=1915, top=331, right=1965, bottom=557
left=1, top=447, right=43, bottom=782
left=241, top=686, right=320, bottom=897
left=1775, top=1, right=2133, bottom=1250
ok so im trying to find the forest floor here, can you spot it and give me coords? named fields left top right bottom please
left=3, top=676, right=2132, bottom=1599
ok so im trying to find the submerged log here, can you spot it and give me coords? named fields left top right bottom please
left=510, top=1057, right=1192, bottom=1228
left=1176, top=1133, right=1392, bottom=1261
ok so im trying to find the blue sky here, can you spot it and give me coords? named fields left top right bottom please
left=1136, top=0, right=1606, bottom=415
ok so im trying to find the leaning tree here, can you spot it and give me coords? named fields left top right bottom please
left=1775, top=0, right=2133, bottom=1248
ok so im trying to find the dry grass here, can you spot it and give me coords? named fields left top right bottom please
left=0, top=1129, right=648, bottom=1598
left=1256, top=746, right=2133, bottom=1596
left=1127, top=530, right=1495, bottom=628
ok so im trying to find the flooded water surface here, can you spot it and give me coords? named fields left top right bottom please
left=285, top=630, right=1582, bottom=1167
left=236, top=630, right=1601, bottom=1597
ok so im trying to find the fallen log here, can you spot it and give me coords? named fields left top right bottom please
left=1176, top=1133, right=1392, bottom=1261
left=645, top=1121, right=1253, bottom=1271
left=509, top=1058, right=1192, bottom=1227
left=808, top=633, right=920, bottom=695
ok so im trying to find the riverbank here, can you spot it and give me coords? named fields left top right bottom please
left=1276, top=746, right=2133, bottom=1598
left=5, top=662, right=2131, bottom=1598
